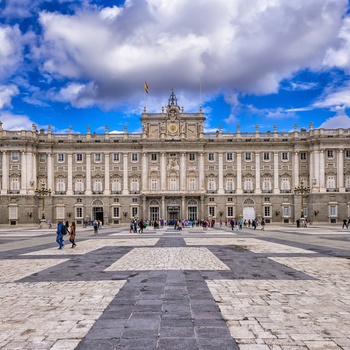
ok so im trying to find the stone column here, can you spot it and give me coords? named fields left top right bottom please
left=28, top=151, right=36, bottom=194
left=182, top=196, right=186, bottom=219
left=309, top=150, right=314, bottom=191
left=1, top=151, right=8, bottom=194
left=122, top=153, right=129, bottom=195
left=292, top=152, right=299, bottom=188
left=199, top=153, right=204, bottom=191
left=313, top=150, right=320, bottom=192
left=161, top=196, right=165, bottom=220
left=47, top=153, right=53, bottom=191
left=86, top=154, right=91, bottom=195
left=338, top=149, right=344, bottom=192
left=104, top=153, right=110, bottom=195
left=142, top=196, right=147, bottom=219
left=273, top=152, right=279, bottom=194
left=142, top=153, right=148, bottom=191
left=20, top=151, right=27, bottom=194
left=218, top=152, right=224, bottom=194
left=319, top=150, right=325, bottom=192
left=67, top=154, right=73, bottom=195
left=180, top=153, right=186, bottom=191
left=236, top=153, right=242, bottom=194
left=255, top=152, right=261, bottom=194
left=161, top=153, right=166, bottom=191
left=200, top=195, right=205, bottom=220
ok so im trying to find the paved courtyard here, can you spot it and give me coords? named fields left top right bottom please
left=0, top=223, right=349, bottom=349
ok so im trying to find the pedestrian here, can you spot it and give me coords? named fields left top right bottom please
left=261, top=218, right=265, bottom=231
left=56, top=220, right=65, bottom=249
left=93, top=220, right=98, bottom=234
left=296, top=219, right=300, bottom=228
left=69, top=222, right=76, bottom=248
left=342, top=219, right=348, bottom=229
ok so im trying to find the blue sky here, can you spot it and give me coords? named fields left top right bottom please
left=1, top=0, right=350, bottom=134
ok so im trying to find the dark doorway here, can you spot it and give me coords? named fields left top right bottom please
left=93, top=207, right=104, bottom=224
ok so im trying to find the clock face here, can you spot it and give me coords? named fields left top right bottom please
left=168, top=123, right=178, bottom=133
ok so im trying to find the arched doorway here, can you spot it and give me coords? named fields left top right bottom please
left=149, top=199, right=160, bottom=221
left=243, top=198, right=255, bottom=221
left=167, top=199, right=180, bottom=222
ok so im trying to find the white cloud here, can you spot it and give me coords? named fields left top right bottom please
left=0, top=85, right=19, bottom=109
left=0, top=111, right=33, bottom=131
left=313, top=84, right=350, bottom=110
left=319, top=110, right=350, bottom=129
left=33, top=0, right=347, bottom=109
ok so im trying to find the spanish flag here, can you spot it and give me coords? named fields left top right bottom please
left=144, top=82, right=149, bottom=94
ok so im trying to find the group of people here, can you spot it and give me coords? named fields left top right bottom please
left=228, top=218, right=265, bottom=231
left=56, top=220, right=76, bottom=249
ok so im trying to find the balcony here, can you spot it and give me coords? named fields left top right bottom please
left=346, top=188, right=350, bottom=192
left=111, top=191, right=122, bottom=194
left=74, top=191, right=85, bottom=195
left=280, top=190, right=291, bottom=193
left=8, top=190, right=20, bottom=194
left=225, top=190, right=235, bottom=194
left=55, top=191, right=66, bottom=195
left=243, top=190, right=254, bottom=194
left=92, top=191, right=104, bottom=195
left=207, top=190, right=217, bottom=194
left=262, top=190, right=272, bottom=193
left=130, top=190, right=140, bottom=194
left=326, top=188, right=339, bottom=192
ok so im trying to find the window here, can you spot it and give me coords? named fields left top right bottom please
left=113, top=207, right=120, bottom=218
left=327, top=150, right=334, bottom=158
left=77, top=198, right=82, bottom=203
left=189, top=153, right=196, bottom=161
left=132, top=207, right=138, bottom=217
left=226, top=153, right=233, bottom=161
left=281, top=178, right=290, bottom=191
left=131, top=153, right=138, bottom=162
left=244, top=178, right=253, bottom=191
left=188, top=178, right=197, bottom=191
left=170, top=153, right=176, bottom=157
left=39, top=154, right=46, bottom=163
left=10, top=178, right=19, bottom=191
left=207, top=178, right=216, bottom=191
left=300, top=152, right=307, bottom=160
left=329, top=205, right=337, bottom=217
left=226, top=178, right=234, bottom=191
left=95, top=153, right=101, bottom=162
left=11, top=151, right=19, bottom=161
left=114, top=198, right=119, bottom=203
left=75, top=179, right=84, bottom=192
left=245, top=152, right=251, bottom=161
left=93, top=180, right=102, bottom=192
left=113, top=153, right=120, bottom=162
left=208, top=153, right=214, bottom=161
left=282, top=152, right=288, bottom=161
left=208, top=206, right=215, bottom=216
left=227, top=206, right=234, bottom=217
left=170, top=178, right=177, bottom=191
left=76, top=207, right=83, bottom=218
left=209, top=197, right=215, bottom=202
left=227, top=197, right=233, bottom=202
left=327, top=175, right=336, bottom=189
left=56, top=179, right=66, bottom=192
left=283, top=207, right=290, bottom=217
left=262, top=178, right=272, bottom=191
left=264, top=206, right=271, bottom=217
left=264, top=197, right=270, bottom=202
left=112, top=179, right=121, bottom=192
left=57, top=154, right=64, bottom=162
left=151, top=179, right=158, bottom=191
left=151, top=153, right=157, bottom=161
left=132, top=198, right=138, bottom=203
left=131, top=179, right=139, bottom=191
left=263, top=152, right=270, bottom=161
left=345, top=176, right=350, bottom=189
left=76, top=154, right=83, bottom=162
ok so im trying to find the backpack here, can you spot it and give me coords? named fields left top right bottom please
left=61, top=224, right=67, bottom=235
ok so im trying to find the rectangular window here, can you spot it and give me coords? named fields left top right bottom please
left=131, top=153, right=138, bottom=162
left=39, top=154, right=46, bottom=163
left=245, top=152, right=251, bottom=161
left=209, top=197, right=214, bottom=202
left=283, top=207, right=290, bottom=217
left=226, top=153, right=233, bottom=161
left=300, top=152, right=307, bottom=160
left=329, top=205, right=337, bottom=217
left=327, top=150, right=334, bottom=158
left=227, top=206, right=233, bottom=217
left=151, top=179, right=158, bottom=190
left=263, top=152, right=270, bottom=161
left=76, top=154, right=83, bottom=162
left=227, top=197, right=233, bottom=202
left=113, top=207, right=120, bottom=218
left=208, top=153, right=214, bottom=161
left=189, top=153, right=196, bottom=161
left=209, top=206, right=215, bottom=217
left=57, top=154, right=64, bottom=162
left=11, top=151, right=19, bottom=161
left=76, top=207, right=83, bottom=218
left=132, top=207, right=138, bottom=217
left=95, top=153, right=101, bottom=162
left=282, top=152, right=288, bottom=161
left=113, top=153, right=120, bottom=162
left=132, top=198, right=138, bottom=203
left=264, top=197, right=270, bottom=202
left=264, top=206, right=271, bottom=217
left=151, top=153, right=157, bottom=161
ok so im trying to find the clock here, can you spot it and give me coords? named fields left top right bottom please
left=168, top=123, right=178, bottom=133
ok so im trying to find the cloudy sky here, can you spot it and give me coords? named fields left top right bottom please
left=1, top=0, right=350, bottom=134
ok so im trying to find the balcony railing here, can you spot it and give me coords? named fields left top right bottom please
left=8, top=190, right=20, bottom=194
left=326, top=188, right=339, bottom=192
left=74, top=191, right=85, bottom=195
left=262, top=190, right=272, bottom=193
left=243, top=189, right=254, bottom=193
left=92, top=191, right=104, bottom=194
left=111, top=191, right=122, bottom=194
left=55, top=191, right=66, bottom=195
left=207, top=190, right=217, bottom=194
left=130, top=190, right=140, bottom=194
left=225, top=190, right=235, bottom=194
left=280, top=190, right=291, bottom=193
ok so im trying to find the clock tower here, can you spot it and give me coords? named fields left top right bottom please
left=141, top=89, right=205, bottom=140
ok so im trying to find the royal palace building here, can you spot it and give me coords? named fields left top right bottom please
left=1, top=90, right=350, bottom=226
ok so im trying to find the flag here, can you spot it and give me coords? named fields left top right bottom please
left=144, top=82, right=149, bottom=94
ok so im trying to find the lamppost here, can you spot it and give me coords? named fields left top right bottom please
left=35, top=183, right=51, bottom=221
left=294, top=181, right=310, bottom=218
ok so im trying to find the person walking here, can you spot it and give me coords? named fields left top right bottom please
left=93, top=220, right=98, bottom=234
left=69, top=222, right=76, bottom=248
left=56, top=220, right=65, bottom=249
left=261, top=218, right=265, bottom=231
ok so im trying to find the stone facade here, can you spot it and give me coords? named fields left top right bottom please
left=1, top=91, right=350, bottom=226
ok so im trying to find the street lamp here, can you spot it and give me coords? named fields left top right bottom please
left=35, top=183, right=51, bottom=220
left=294, top=181, right=310, bottom=218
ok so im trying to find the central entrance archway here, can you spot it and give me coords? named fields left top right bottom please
left=92, top=199, right=104, bottom=224
left=167, top=199, right=180, bottom=223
